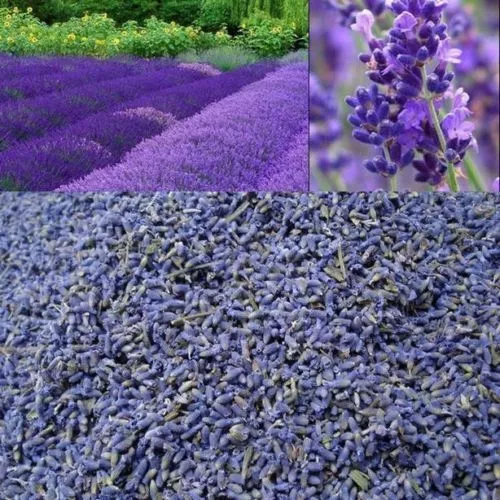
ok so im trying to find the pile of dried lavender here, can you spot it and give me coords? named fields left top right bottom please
left=0, top=192, right=499, bottom=499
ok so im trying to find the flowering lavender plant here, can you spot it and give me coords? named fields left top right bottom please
left=0, top=63, right=276, bottom=191
left=345, top=0, right=487, bottom=191
left=60, top=64, right=308, bottom=192
left=0, top=65, right=205, bottom=151
left=0, top=58, right=153, bottom=104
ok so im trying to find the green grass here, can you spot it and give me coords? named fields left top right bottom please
left=177, top=46, right=307, bottom=71
left=176, top=46, right=258, bottom=71
left=279, top=49, right=308, bottom=64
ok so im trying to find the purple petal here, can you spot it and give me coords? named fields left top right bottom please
left=394, top=12, right=418, bottom=32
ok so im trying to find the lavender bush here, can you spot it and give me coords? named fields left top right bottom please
left=312, top=0, right=499, bottom=191
left=0, top=191, right=498, bottom=498
left=0, top=62, right=277, bottom=191
left=112, top=62, right=278, bottom=120
left=0, top=58, right=164, bottom=104
left=0, top=56, right=68, bottom=81
left=257, top=125, right=309, bottom=191
left=0, top=55, right=304, bottom=192
left=0, top=112, right=175, bottom=191
left=61, top=63, right=308, bottom=192
left=0, top=65, right=206, bottom=152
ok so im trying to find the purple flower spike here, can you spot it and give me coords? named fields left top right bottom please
left=343, top=0, right=478, bottom=188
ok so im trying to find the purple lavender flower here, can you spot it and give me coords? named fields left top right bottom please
left=59, top=64, right=308, bottom=192
left=257, top=127, right=308, bottom=192
left=441, top=89, right=475, bottom=141
left=345, top=0, right=478, bottom=190
left=351, top=9, right=377, bottom=41
left=0, top=63, right=276, bottom=191
left=0, top=66, right=206, bottom=151
left=0, top=59, right=153, bottom=104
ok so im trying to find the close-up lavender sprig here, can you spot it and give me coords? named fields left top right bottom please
left=345, top=0, right=486, bottom=192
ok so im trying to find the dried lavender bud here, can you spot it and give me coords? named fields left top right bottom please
left=0, top=191, right=498, bottom=498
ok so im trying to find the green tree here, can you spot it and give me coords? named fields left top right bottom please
left=198, top=0, right=231, bottom=31
left=161, top=0, right=201, bottom=25
left=4, top=0, right=160, bottom=24
left=77, top=0, right=160, bottom=24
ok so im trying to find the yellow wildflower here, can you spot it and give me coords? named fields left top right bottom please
left=29, top=34, right=37, bottom=43
left=27, top=7, right=33, bottom=13
left=67, top=33, right=76, bottom=42
left=4, top=21, right=11, bottom=28
left=95, top=39, right=105, bottom=46
left=112, top=38, right=120, bottom=46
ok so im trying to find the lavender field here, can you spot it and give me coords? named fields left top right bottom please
left=0, top=55, right=308, bottom=192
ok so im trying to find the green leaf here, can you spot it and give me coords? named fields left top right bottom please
left=349, top=469, right=370, bottom=491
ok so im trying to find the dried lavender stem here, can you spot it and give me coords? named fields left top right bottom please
left=226, top=200, right=251, bottom=223
left=337, top=243, right=347, bottom=281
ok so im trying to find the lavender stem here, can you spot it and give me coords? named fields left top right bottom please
left=463, top=153, right=486, bottom=192
left=329, top=171, right=347, bottom=191
left=383, top=144, right=398, bottom=191
left=420, top=67, right=459, bottom=192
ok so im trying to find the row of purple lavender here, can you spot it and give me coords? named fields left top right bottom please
left=0, top=55, right=307, bottom=191
left=61, top=63, right=308, bottom=191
